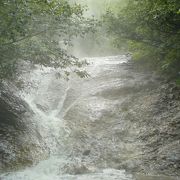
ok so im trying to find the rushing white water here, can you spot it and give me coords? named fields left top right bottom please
left=1, top=55, right=178, bottom=180
left=0, top=56, right=135, bottom=180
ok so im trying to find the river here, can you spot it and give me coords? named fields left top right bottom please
left=0, top=55, right=179, bottom=180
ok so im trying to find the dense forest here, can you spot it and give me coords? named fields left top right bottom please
left=0, top=0, right=179, bottom=82
left=104, top=0, right=180, bottom=82
left=0, top=0, right=97, bottom=80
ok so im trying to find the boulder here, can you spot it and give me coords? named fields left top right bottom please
left=0, top=82, right=48, bottom=172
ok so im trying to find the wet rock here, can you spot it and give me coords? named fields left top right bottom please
left=0, top=82, right=47, bottom=172
left=36, top=103, right=48, bottom=112
left=63, top=163, right=91, bottom=175
left=83, top=150, right=91, bottom=156
left=168, top=94, right=175, bottom=100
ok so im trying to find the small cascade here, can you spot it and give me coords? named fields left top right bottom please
left=19, top=68, right=71, bottom=155
left=1, top=55, right=177, bottom=180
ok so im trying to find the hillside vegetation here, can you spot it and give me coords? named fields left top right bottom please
left=104, top=0, right=180, bottom=82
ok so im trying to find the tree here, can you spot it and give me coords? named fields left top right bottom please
left=0, top=0, right=96, bottom=80
left=104, top=0, right=180, bottom=79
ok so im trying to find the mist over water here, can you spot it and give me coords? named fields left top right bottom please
left=1, top=55, right=178, bottom=180
left=67, top=0, right=124, bottom=58
left=0, top=0, right=179, bottom=179
left=0, top=56, right=134, bottom=180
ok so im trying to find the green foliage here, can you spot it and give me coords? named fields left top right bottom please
left=67, top=0, right=123, bottom=57
left=0, top=0, right=96, bottom=80
left=71, top=0, right=124, bottom=17
left=104, top=0, right=180, bottom=79
left=176, top=78, right=180, bottom=87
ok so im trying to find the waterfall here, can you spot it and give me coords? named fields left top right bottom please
left=2, top=55, right=176, bottom=180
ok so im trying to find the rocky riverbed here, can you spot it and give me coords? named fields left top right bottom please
left=0, top=55, right=179, bottom=179
left=0, top=82, right=49, bottom=172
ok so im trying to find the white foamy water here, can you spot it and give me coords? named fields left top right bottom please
left=2, top=56, right=177, bottom=180
left=0, top=56, right=134, bottom=179
left=0, top=56, right=135, bottom=180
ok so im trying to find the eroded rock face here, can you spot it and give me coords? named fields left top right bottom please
left=137, top=83, right=180, bottom=175
left=0, top=82, right=30, bottom=130
left=0, top=56, right=179, bottom=180
left=61, top=58, right=180, bottom=176
left=0, top=82, right=48, bottom=172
